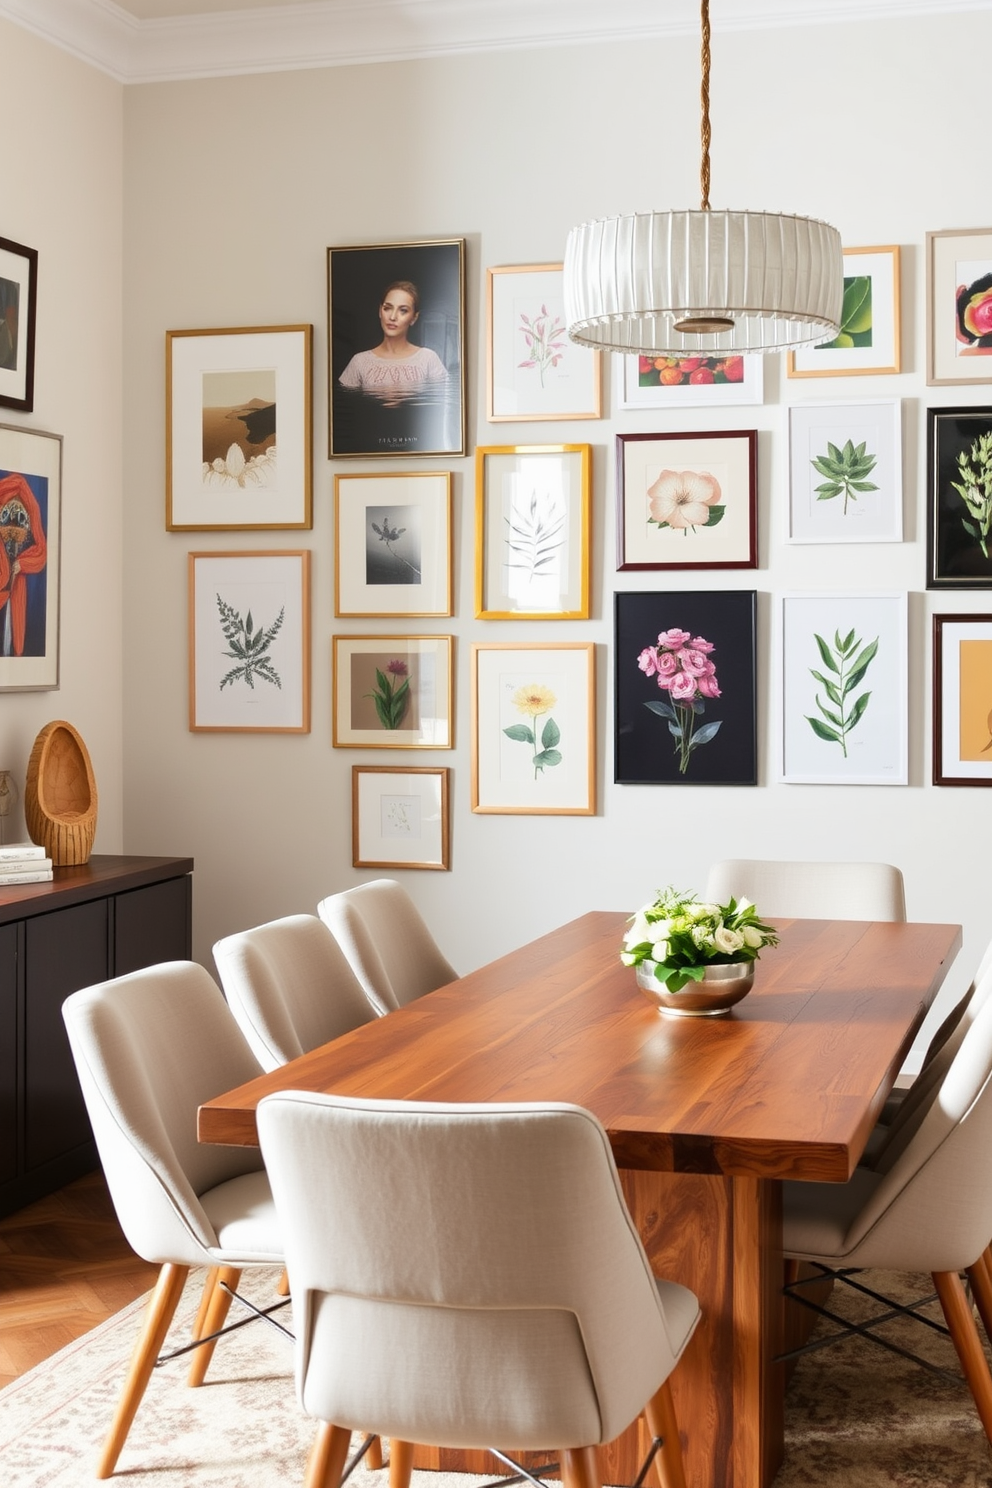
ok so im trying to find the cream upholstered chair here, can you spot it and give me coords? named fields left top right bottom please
left=257, top=1093, right=700, bottom=1488
left=62, top=962, right=283, bottom=1478
left=782, top=986, right=992, bottom=1444
left=704, top=858, right=906, bottom=922
left=213, top=914, right=376, bottom=1071
left=317, top=878, right=457, bottom=1014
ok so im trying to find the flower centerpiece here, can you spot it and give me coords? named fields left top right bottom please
left=620, top=886, right=779, bottom=1000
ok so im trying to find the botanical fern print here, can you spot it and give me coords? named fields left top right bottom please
left=216, top=594, right=284, bottom=691
left=504, top=487, right=565, bottom=585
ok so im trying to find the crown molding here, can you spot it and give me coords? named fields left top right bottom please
left=1, top=0, right=990, bottom=85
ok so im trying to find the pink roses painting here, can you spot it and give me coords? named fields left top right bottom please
left=638, top=628, right=722, bottom=774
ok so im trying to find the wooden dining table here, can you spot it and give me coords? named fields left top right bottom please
left=198, top=911, right=961, bottom=1488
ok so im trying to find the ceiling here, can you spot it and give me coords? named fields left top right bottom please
left=0, top=0, right=988, bottom=85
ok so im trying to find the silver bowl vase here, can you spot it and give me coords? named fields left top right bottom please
left=634, top=959, right=754, bottom=1017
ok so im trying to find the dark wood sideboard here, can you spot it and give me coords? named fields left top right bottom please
left=0, top=854, right=193, bottom=1218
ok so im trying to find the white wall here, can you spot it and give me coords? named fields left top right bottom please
left=0, top=19, right=124, bottom=851
left=118, top=13, right=991, bottom=1056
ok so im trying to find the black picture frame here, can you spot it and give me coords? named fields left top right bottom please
left=327, top=239, right=465, bottom=459
left=614, top=590, right=757, bottom=785
left=0, top=235, right=38, bottom=413
left=927, top=405, right=992, bottom=588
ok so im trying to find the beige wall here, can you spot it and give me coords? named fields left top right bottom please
left=5, top=11, right=987, bottom=1059
left=0, top=20, right=124, bottom=850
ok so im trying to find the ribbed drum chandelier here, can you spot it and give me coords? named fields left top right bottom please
left=563, top=0, right=844, bottom=357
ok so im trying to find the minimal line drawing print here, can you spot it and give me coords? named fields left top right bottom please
left=806, top=627, right=878, bottom=757
left=216, top=595, right=283, bottom=691
left=810, top=438, right=878, bottom=516
left=504, top=484, right=566, bottom=594
left=503, top=682, right=562, bottom=779
left=518, top=304, right=567, bottom=386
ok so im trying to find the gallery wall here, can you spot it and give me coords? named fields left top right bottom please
left=0, top=19, right=124, bottom=852
left=5, top=9, right=990, bottom=1063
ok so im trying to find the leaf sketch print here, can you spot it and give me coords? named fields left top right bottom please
left=810, top=440, right=878, bottom=515
left=503, top=683, right=562, bottom=779
left=517, top=305, right=568, bottom=385
left=505, top=486, right=565, bottom=585
left=216, top=595, right=284, bottom=691
left=806, top=627, right=878, bottom=757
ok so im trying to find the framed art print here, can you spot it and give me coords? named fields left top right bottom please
left=927, top=406, right=992, bottom=588
left=933, top=614, right=992, bottom=785
left=616, top=430, right=757, bottom=571
left=475, top=444, right=591, bottom=618
left=486, top=264, right=601, bottom=421
left=779, top=593, right=907, bottom=785
left=0, top=236, right=37, bottom=412
left=188, top=550, right=310, bottom=733
left=167, top=325, right=312, bottom=531
left=788, top=401, right=902, bottom=544
left=927, top=227, right=992, bottom=385
left=0, top=423, right=61, bottom=691
left=353, top=765, right=450, bottom=869
left=328, top=239, right=465, bottom=458
left=335, top=471, right=452, bottom=617
left=333, top=635, right=453, bottom=749
left=615, top=353, right=763, bottom=410
left=787, top=246, right=901, bottom=378
left=471, top=642, right=595, bottom=814
left=614, top=591, right=756, bottom=785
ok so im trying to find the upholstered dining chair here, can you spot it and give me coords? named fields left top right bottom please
left=258, top=1092, right=699, bottom=1488
left=213, top=913, right=376, bottom=1071
left=62, top=961, right=284, bottom=1479
left=705, top=858, right=906, bottom=922
left=317, top=878, right=457, bottom=1014
left=782, top=985, right=992, bottom=1444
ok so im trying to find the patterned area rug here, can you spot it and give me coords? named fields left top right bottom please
left=1, top=1267, right=990, bottom=1487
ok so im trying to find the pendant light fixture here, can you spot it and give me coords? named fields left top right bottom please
left=563, top=0, right=844, bottom=357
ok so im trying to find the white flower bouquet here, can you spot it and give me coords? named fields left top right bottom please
left=620, top=886, right=779, bottom=994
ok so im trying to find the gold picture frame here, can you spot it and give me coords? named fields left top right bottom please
left=334, top=470, right=452, bottom=618
left=188, top=550, right=311, bottom=733
left=471, top=641, right=596, bottom=815
left=352, top=765, right=450, bottom=870
left=167, top=325, right=312, bottom=531
left=475, top=443, right=591, bottom=619
left=787, top=246, right=901, bottom=379
left=333, top=634, right=453, bottom=749
left=486, top=263, right=601, bottom=422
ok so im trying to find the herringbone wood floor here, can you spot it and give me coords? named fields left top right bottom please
left=0, top=1170, right=157, bottom=1389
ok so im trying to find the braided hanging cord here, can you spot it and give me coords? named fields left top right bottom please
left=699, top=0, right=711, bottom=211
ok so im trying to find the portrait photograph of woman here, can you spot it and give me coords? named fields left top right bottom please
left=328, top=238, right=466, bottom=458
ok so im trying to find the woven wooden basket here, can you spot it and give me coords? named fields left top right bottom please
left=24, top=720, right=98, bottom=866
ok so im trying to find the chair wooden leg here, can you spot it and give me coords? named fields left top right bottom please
left=366, top=1436, right=383, bottom=1470
left=643, top=1379, right=688, bottom=1488
left=783, top=1258, right=801, bottom=1286
left=96, top=1261, right=190, bottom=1479
left=933, top=1270, right=992, bottom=1445
left=561, top=1445, right=600, bottom=1488
left=187, top=1264, right=241, bottom=1387
left=304, top=1423, right=353, bottom=1488
left=967, top=1257, right=992, bottom=1347
left=389, top=1439, right=415, bottom=1488
left=277, top=1266, right=291, bottom=1296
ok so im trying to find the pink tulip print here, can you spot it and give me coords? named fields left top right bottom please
left=518, top=305, right=568, bottom=386
left=638, top=628, right=722, bottom=774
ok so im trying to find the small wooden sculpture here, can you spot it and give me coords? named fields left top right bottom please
left=24, top=720, right=98, bottom=865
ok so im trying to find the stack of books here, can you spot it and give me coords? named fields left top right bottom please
left=0, top=842, right=54, bottom=884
